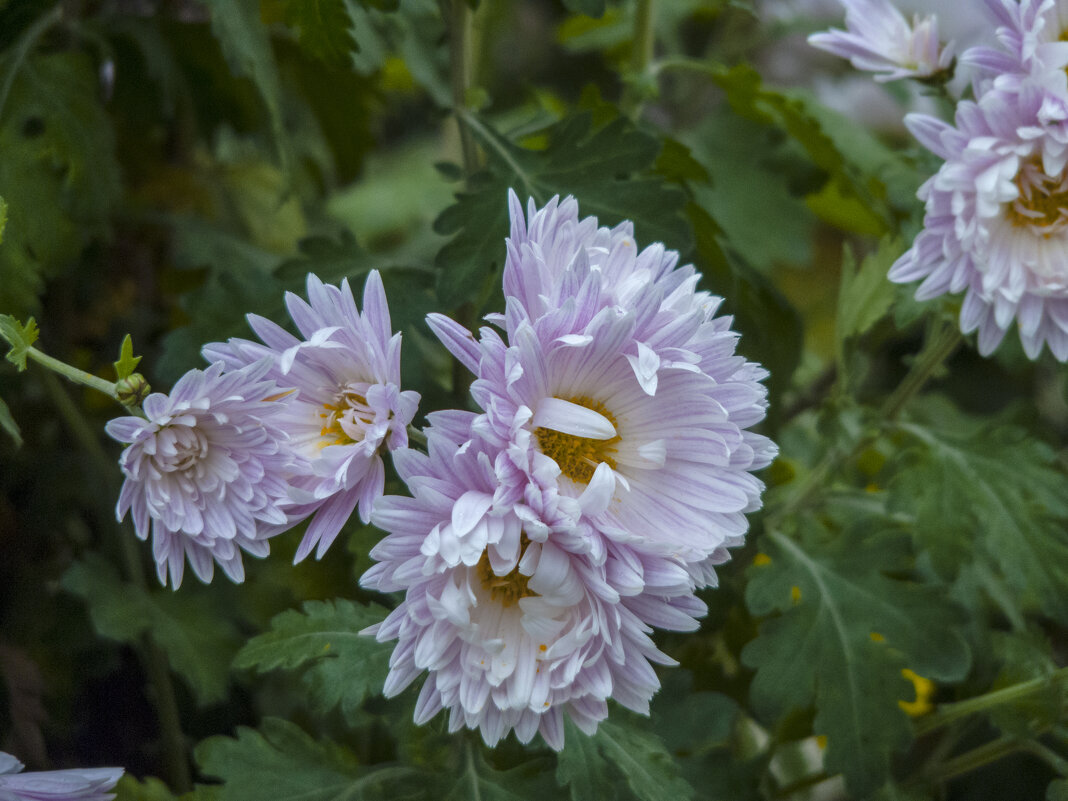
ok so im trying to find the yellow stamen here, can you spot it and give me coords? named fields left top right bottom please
left=1008, top=158, right=1068, bottom=233
left=534, top=396, right=620, bottom=484
left=476, top=535, right=538, bottom=607
left=319, top=390, right=374, bottom=447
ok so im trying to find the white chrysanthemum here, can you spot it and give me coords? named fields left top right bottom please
left=0, top=752, right=123, bottom=801
left=891, top=86, right=1068, bottom=359
left=106, top=360, right=294, bottom=588
left=203, top=271, right=419, bottom=561
left=807, top=0, right=954, bottom=82
left=361, top=412, right=713, bottom=750
left=429, top=194, right=775, bottom=564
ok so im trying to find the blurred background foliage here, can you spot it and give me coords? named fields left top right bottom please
left=0, top=1, right=1066, bottom=800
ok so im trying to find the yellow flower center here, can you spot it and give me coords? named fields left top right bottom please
left=1008, top=158, right=1068, bottom=234
left=534, top=396, right=620, bottom=484
left=476, top=535, right=537, bottom=607
left=319, top=389, right=374, bottom=447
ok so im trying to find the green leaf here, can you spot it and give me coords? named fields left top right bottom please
left=888, top=401, right=1068, bottom=621
left=196, top=718, right=420, bottom=801
left=0, top=51, right=120, bottom=315
left=434, top=111, right=690, bottom=308
left=557, top=718, right=693, bottom=801
left=234, top=599, right=392, bottom=721
left=261, top=0, right=356, bottom=65
left=835, top=237, right=902, bottom=375
left=561, top=0, right=607, bottom=17
left=61, top=556, right=241, bottom=705
left=446, top=744, right=549, bottom=801
left=114, top=775, right=180, bottom=801
left=0, top=393, right=21, bottom=447
left=113, top=335, right=143, bottom=381
left=201, top=0, right=291, bottom=171
left=742, top=526, right=971, bottom=794
left=0, top=314, right=38, bottom=370
left=0, top=194, right=7, bottom=244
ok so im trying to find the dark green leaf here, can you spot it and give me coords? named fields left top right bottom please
left=557, top=718, right=693, bottom=801
left=888, top=402, right=1068, bottom=621
left=0, top=51, right=120, bottom=315
left=836, top=237, right=902, bottom=375
left=114, top=775, right=180, bottom=801
left=61, top=556, right=241, bottom=705
left=196, top=718, right=419, bottom=801
left=446, top=744, right=548, bottom=801
left=743, top=526, right=971, bottom=794
left=234, top=599, right=392, bottom=721
left=261, top=0, right=356, bottom=65
left=434, top=112, right=689, bottom=308
left=0, top=314, right=37, bottom=370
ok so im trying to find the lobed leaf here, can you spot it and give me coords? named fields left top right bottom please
left=261, top=0, right=357, bottom=65
left=113, top=335, right=143, bottom=381
left=234, top=599, right=392, bottom=722
left=0, top=314, right=38, bottom=370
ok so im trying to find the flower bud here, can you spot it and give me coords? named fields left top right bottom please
left=115, top=373, right=150, bottom=407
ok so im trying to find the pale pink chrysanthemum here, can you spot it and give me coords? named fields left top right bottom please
left=203, top=271, right=419, bottom=562
left=0, top=752, right=123, bottom=801
left=106, top=360, right=296, bottom=588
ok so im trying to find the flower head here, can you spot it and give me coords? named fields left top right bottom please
left=0, top=752, right=122, bottom=801
left=203, top=271, right=420, bottom=562
left=890, top=86, right=1068, bottom=360
left=106, top=360, right=295, bottom=588
left=808, top=0, right=954, bottom=82
left=361, top=413, right=712, bottom=749
left=428, top=193, right=775, bottom=564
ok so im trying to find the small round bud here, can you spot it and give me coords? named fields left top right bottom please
left=116, top=373, right=150, bottom=407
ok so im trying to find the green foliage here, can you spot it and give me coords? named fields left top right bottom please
left=0, top=50, right=120, bottom=315
left=556, top=718, right=693, bottom=801
left=62, top=556, right=242, bottom=705
left=113, top=334, right=143, bottom=381
left=889, top=402, right=1068, bottom=622
left=434, top=111, right=689, bottom=307
left=0, top=393, right=20, bottom=446
left=743, top=525, right=971, bottom=793
left=561, top=0, right=607, bottom=17
left=0, top=313, right=37, bottom=370
left=196, top=718, right=421, bottom=801
left=0, top=194, right=7, bottom=243
left=261, top=0, right=356, bottom=65
left=234, top=599, right=392, bottom=722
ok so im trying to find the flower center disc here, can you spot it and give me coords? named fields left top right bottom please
left=1008, top=159, right=1068, bottom=234
left=476, top=535, right=537, bottom=607
left=319, top=388, right=374, bottom=447
left=534, top=396, right=620, bottom=484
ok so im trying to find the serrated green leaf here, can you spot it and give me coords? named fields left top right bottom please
left=0, top=51, right=120, bottom=315
left=196, top=718, right=420, bottom=801
left=557, top=718, right=693, bottom=801
left=446, top=745, right=547, bottom=801
left=202, top=0, right=291, bottom=172
left=234, top=599, right=392, bottom=721
left=61, top=556, right=241, bottom=705
left=0, top=314, right=38, bottom=370
left=434, top=111, right=690, bottom=308
left=114, top=775, right=179, bottom=801
left=0, top=394, right=21, bottom=447
left=561, top=0, right=607, bottom=17
left=888, top=401, right=1068, bottom=621
left=261, top=0, right=356, bottom=65
left=113, top=335, right=143, bottom=381
left=836, top=237, right=902, bottom=373
left=742, top=526, right=971, bottom=794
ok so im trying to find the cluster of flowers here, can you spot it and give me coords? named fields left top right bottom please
left=812, top=0, right=1068, bottom=361
left=106, top=192, right=775, bottom=748
left=0, top=752, right=122, bottom=801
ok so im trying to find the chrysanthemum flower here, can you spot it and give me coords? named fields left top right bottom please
left=890, top=85, right=1068, bottom=360
left=106, top=360, right=295, bottom=588
left=0, top=751, right=122, bottom=801
left=361, top=412, right=712, bottom=749
left=203, top=271, right=419, bottom=562
left=428, top=194, right=775, bottom=564
left=807, top=0, right=954, bottom=82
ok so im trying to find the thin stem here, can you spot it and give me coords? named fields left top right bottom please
left=881, top=322, right=962, bottom=421
left=26, top=346, right=119, bottom=400
left=37, top=372, right=192, bottom=792
left=0, top=4, right=64, bottom=123
left=913, top=735, right=1025, bottom=786
left=914, top=666, right=1068, bottom=737
left=407, top=424, right=428, bottom=449
left=449, top=0, right=479, bottom=179
left=623, top=0, right=656, bottom=114
left=1024, top=740, right=1068, bottom=776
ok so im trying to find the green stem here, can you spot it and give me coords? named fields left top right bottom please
left=623, top=0, right=656, bottom=114
left=1024, top=740, right=1068, bottom=776
left=914, top=735, right=1025, bottom=786
left=407, top=424, right=428, bottom=449
left=449, top=0, right=480, bottom=179
left=881, top=322, right=962, bottom=421
left=37, top=372, right=192, bottom=792
left=27, top=346, right=119, bottom=401
left=914, top=666, right=1068, bottom=737
left=0, top=4, right=64, bottom=123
